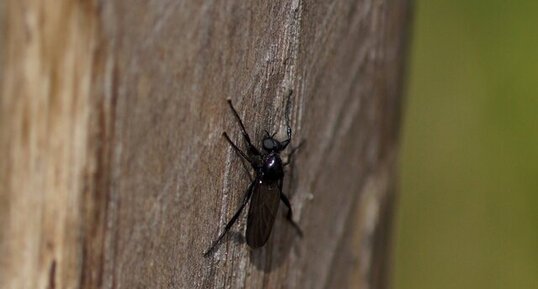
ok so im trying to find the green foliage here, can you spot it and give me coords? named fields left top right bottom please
left=394, top=1, right=538, bottom=288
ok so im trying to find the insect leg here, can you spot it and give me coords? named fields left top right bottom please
left=283, top=141, right=305, bottom=166
left=223, top=132, right=252, bottom=163
left=204, top=181, right=256, bottom=256
left=281, top=90, right=294, bottom=149
left=279, top=191, right=303, bottom=237
left=227, top=99, right=261, bottom=156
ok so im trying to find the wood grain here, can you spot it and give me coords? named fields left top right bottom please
left=0, top=0, right=411, bottom=288
left=0, top=1, right=101, bottom=289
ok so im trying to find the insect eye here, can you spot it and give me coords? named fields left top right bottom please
left=263, top=138, right=276, bottom=150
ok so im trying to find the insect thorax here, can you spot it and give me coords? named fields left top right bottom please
left=261, top=153, right=284, bottom=180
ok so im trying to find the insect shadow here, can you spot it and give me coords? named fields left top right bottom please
left=204, top=94, right=303, bottom=263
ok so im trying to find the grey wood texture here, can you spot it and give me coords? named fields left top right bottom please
left=0, top=0, right=411, bottom=288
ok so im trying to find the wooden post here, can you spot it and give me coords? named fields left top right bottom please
left=0, top=1, right=411, bottom=288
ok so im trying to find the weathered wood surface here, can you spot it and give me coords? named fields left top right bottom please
left=0, top=0, right=410, bottom=289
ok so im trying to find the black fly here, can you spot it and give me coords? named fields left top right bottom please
left=204, top=94, right=303, bottom=256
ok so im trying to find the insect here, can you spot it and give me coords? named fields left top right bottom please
left=204, top=95, right=303, bottom=256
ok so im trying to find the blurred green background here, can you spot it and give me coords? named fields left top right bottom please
left=394, top=1, right=538, bottom=289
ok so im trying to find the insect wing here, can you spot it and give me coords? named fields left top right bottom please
left=246, top=180, right=280, bottom=248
